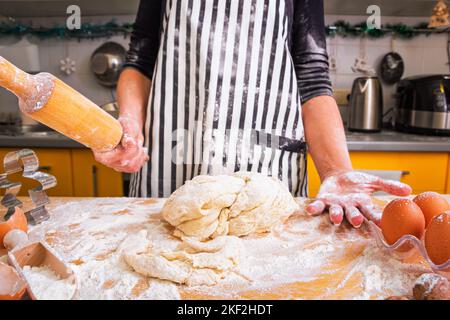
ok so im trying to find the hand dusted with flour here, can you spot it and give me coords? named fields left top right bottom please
left=94, top=114, right=149, bottom=173
left=306, top=171, right=411, bottom=227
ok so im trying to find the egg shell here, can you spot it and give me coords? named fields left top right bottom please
left=425, top=212, right=450, bottom=266
left=413, top=192, right=450, bottom=227
left=0, top=262, right=27, bottom=300
left=0, top=207, right=28, bottom=248
left=381, top=198, right=425, bottom=245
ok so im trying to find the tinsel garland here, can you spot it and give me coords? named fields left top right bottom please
left=0, top=21, right=133, bottom=39
left=326, top=21, right=433, bottom=39
left=0, top=20, right=444, bottom=40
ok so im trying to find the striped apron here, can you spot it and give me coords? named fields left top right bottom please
left=130, top=0, right=308, bottom=198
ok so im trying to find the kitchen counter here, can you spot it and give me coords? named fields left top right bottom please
left=346, top=130, right=450, bottom=152
left=0, top=131, right=83, bottom=148
left=1, top=129, right=450, bottom=152
left=3, top=196, right=434, bottom=300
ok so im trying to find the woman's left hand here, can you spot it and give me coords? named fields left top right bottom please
left=305, top=171, right=412, bottom=228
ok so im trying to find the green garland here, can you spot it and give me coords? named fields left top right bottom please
left=326, top=21, right=433, bottom=39
left=0, top=20, right=443, bottom=40
left=0, top=21, right=133, bottom=39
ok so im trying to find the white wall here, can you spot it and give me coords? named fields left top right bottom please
left=326, top=15, right=449, bottom=114
left=0, top=14, right=448, bottom=119
left=0, top=15, right=134, bottom=116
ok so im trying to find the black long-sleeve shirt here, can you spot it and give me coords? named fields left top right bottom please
left=124, top=0, right=333, bottom=104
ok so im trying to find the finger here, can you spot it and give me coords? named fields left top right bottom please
left=345, top=205, right=364, bottom=228
left=142, top=147, right=150, bottom=161
left=375, top=179, right=412, bottom=196
left=94, top=148, right=122, bottom=165
left=359, top=204, right=382, bottom=226
left=306, top=200, right=326, bottom=216
left=329, top=204, right=344, bottom=226
left=115, top=150, right=148, bottom=173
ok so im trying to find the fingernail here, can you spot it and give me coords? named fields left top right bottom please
left=352, top=216, right=364, bottom=228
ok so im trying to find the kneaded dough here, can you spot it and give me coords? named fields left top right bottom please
left=121, top=230, right=243, bottom=286
left=122, top=172, right=298, bottom=286
left=162, top=172, right=299, bottom=240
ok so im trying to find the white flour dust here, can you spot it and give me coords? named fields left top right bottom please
left=22, top=265, right=76, bottom=300
left=1, top=197, right=429, bottom=300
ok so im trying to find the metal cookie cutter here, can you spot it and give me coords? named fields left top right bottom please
left=0, top=149, right=57, bottom=225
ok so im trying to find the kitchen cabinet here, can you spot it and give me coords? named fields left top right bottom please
left=308, top=152, right=449, bottom=197
left=0, top=148, right=73, bottom=196
left=71, top=149, right=123, bottom=197
left=447, top=157, right=450, bottom=194
left=0, top=148, right=123, bottom=197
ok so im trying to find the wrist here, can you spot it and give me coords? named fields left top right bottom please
left=119, top=112, right=144, bottom=131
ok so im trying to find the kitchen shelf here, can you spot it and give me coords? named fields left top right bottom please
left=0, top=0, right=437, bottom=18
left=325, top=0, right=436, bottom=17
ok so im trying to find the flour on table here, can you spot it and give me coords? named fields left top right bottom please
left=27, top=197, right=428, bottom=299
left=22, top=265, right=76, bottom=300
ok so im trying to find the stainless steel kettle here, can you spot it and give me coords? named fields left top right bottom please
left=348, top=76, right=383, bottom=132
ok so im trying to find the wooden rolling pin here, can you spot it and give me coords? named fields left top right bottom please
left=0, top=56, right=123, bottom=152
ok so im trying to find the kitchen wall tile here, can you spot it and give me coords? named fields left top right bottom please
left=423, top=47, right=450, bottom=74
left=46, top=45, right=66, bottom=75
left=334, top=74, right=358, bottom=89
left=335, top=44, right=359, bottom=74
left=365, top=45, right=390, bottom=71
left=67, top=40, right=102, bottom=75
left=411, top=34, right=447, bottom=49
left=394, top=45, right=424, bottom=77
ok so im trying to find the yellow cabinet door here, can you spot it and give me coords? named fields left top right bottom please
left=446, top=155, right=450, bottom=194
left=71, top=149, right=123, bottom=197
left=308, top=152, right=449, bottom=197
left=0, top=148, right=73, bottom=196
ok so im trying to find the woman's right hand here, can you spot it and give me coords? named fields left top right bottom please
left=93, top=115, right=149, bottom=173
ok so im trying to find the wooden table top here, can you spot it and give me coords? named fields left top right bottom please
left=2, top=196, right=442, bottom=300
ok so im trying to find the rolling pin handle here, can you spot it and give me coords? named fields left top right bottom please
left=0, top=56, right=34, bottom=100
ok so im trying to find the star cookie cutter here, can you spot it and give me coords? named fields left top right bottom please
left=0, top=149, right=57, bottom=225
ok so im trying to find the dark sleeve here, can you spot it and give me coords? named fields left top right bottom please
left=291, top=0, right=333, bottom=104
left=122, top=0, right=163, bottom=79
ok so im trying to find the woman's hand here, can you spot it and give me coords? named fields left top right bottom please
left=306, top=171, right=412, bottom=228
left=93, top=115, right=149, bottom=173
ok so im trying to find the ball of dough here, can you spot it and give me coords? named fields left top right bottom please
left=161, top=172, right=299, bottom=240
left=413, top=273, right=450, bottom=300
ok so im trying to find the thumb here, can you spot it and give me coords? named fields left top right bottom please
left=376, top=179, right=412, bottom=196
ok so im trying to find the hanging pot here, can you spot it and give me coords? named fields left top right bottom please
left=379, top=52, right=405, bottom=84
left=90, top=42, right=126, bottom=88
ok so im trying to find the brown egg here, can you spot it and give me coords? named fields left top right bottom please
left=0, top=207, right=28, bottom=248
left=425, top=212, right=450, bottom=266
left=413, top=192, right=450, bottom=227
left=381, top=198, right=425, bottom=245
